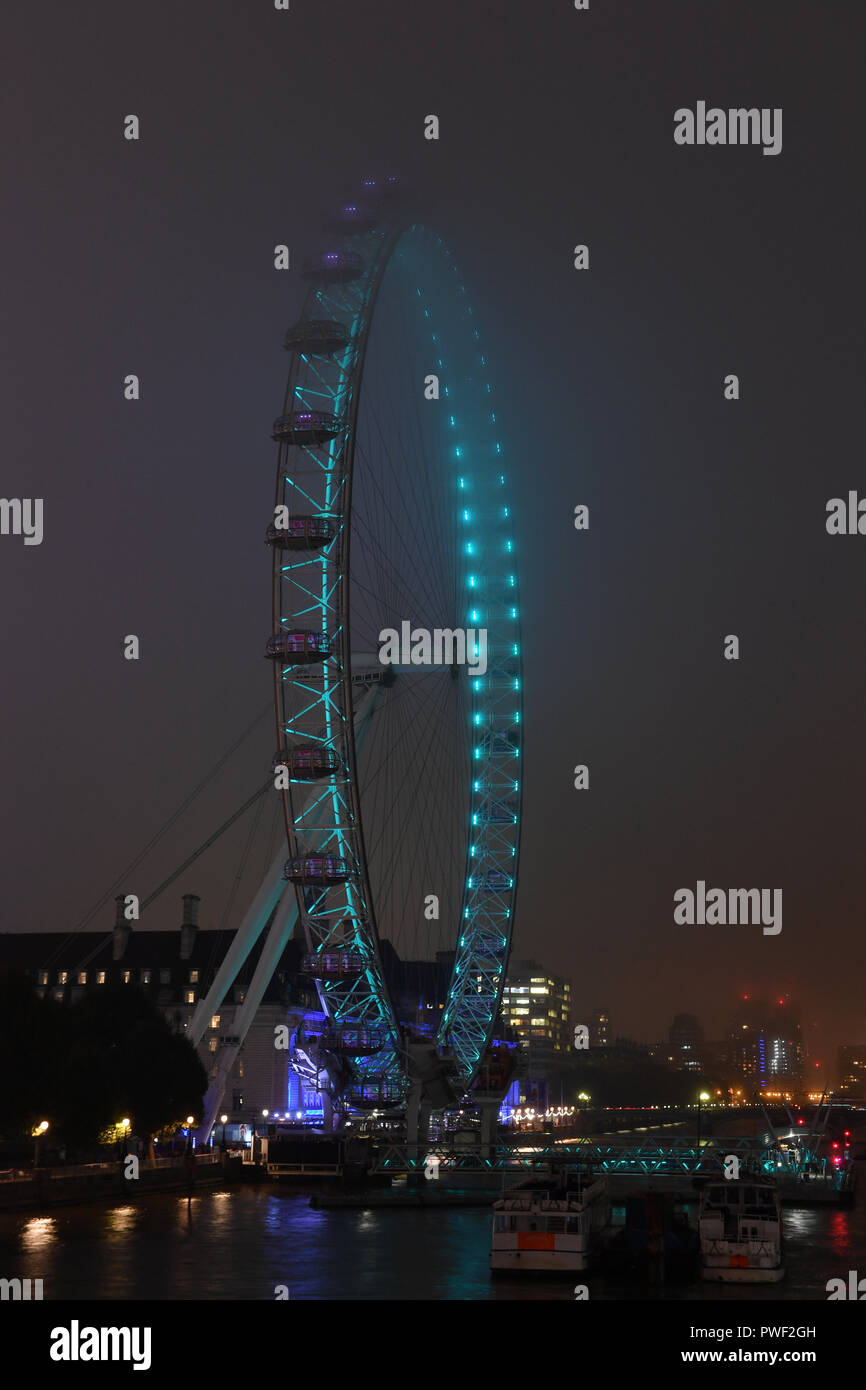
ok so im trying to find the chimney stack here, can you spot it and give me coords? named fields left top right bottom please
left=180, top=893, right=200, bottom=960
left=112, top=895, right=131, bottom=961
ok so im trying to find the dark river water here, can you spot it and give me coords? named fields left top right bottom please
left=2, top=1168, right=865, bottom=1301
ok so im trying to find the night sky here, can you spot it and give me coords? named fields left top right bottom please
left=3, top=2, right=864, bottom=1073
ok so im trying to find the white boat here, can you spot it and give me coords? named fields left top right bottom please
left=491, top=1173, right=609, bottom=1272
left=699, top=1177, right=784, bottom=1283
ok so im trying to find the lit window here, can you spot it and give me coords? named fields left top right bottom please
left=141, top=969, right=151, bottom=985
left=38, top=970, right=49, bottom=985
left=530, top=977, right=544, bottom=983
left=58, top=971, right=68, bottom=985
left=189, top=970, right=199, bottom=984
left=78, top=972, right=87, bottom=985
left=97, top=971, right=106, bottom=985
left=210, top=1015, right=220, bottom=1029
left=185, top=990, right=195, bottom=1005
left=531, top=1017, right=545, bottom=1026
left=208, top=1038, right=218, bottom=1053
left=122, top=971, right=131, bottom=984
left=530, top=987, right=547, bottom=994
left=53, top=988, right=64, bottom=1001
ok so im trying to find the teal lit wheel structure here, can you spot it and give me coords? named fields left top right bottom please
left=267, top=178, right=522, bottom=1114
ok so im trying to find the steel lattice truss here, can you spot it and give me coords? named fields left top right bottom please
left=372, top=1137, right=782, bottom=1176
left=271, top=183, right=522, bottom=1108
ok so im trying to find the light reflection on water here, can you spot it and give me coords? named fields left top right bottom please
left=20, top=1216, right=56, bottom=1252
left=0, top=1179, right=863, bottom=1301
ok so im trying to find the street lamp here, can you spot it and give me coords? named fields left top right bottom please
left=219, top=1114, right=228, bottom=1151
left=697, top=1091, right=710, bottom=1146
left=32, top=1120, right=49, bottom=1168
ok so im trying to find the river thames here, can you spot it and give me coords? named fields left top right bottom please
left=1, top=1171, right=863, bottom=1301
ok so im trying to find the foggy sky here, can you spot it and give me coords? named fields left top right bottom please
left=2, top=1, right=864, bottom=1074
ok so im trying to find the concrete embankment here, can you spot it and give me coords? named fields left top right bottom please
left=0, top=1155, right=233, bottom=1210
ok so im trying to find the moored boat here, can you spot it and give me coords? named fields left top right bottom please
left=699, top=1176, right=784, bottom=1282
left=491, top=1172, right=609, bottom=1273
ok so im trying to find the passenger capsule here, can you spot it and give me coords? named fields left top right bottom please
left=265, top=631, right=331, bottom=664
left=302, top=250, right=364, bottom=284
left=325, top=203, right=377, bottom=235
left=283, top=319, right=351, bottom=356
left=266, top=515, right=336, bottom=550
left=271, top=410, right=343, bottom=445
left=478, top=871, right=513, bottom=893
left=344, top=1081, right=403, bottom=1110
left=300, top=950, right=363, bottom=980
left=283, top=855, right=351, bottom=886
left=272, top=745, right=341, bottom=779
left=317, top=1026, right=384, bottom=1056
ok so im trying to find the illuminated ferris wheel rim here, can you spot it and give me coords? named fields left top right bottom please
left=268, top=182, right=523, bottom=1103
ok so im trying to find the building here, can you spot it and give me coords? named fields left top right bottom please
left=589, top=1007, right=611, bottom=1048
left=837, top=1045, right=866, bottom=1098
left=0, top=895, right=321, bottom=1138
left=668, top=1013, right=705, bottom=1072
left=726, top=995, right=805, bottom=1097
left=499, top=959, right=572, bottom=1107
left=377, top=941, right=452, bottom=1034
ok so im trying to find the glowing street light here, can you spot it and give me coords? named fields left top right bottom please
left=697, top=1091, right=711, bottom=1146
left=32, top=1119, right=50, bottom=1168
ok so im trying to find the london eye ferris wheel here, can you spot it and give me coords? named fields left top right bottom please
left=266, top=176, right=523, bottom=1117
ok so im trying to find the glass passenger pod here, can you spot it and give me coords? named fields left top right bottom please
left=271, top=411, right=343, bottom=445
left=266, top=514, right=336, bottom=550
left=283, top=856, right=352, bottom=886
left=300, top=950, right=364, bottom=980
left=345, top=1081, right=403, bottom=1110
left=317, top=1026, right=385, bottom=1056
left=478, top=871, right=513, bottom=893
left=302, top=250, right=364, bottom=284
left=325, top=203, right=378, bottom=235
left=265, top=631, right=332, bottom=664
left=283, top=319, right=351, bottom=356
left=272, top=745, right=341, bottom=780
